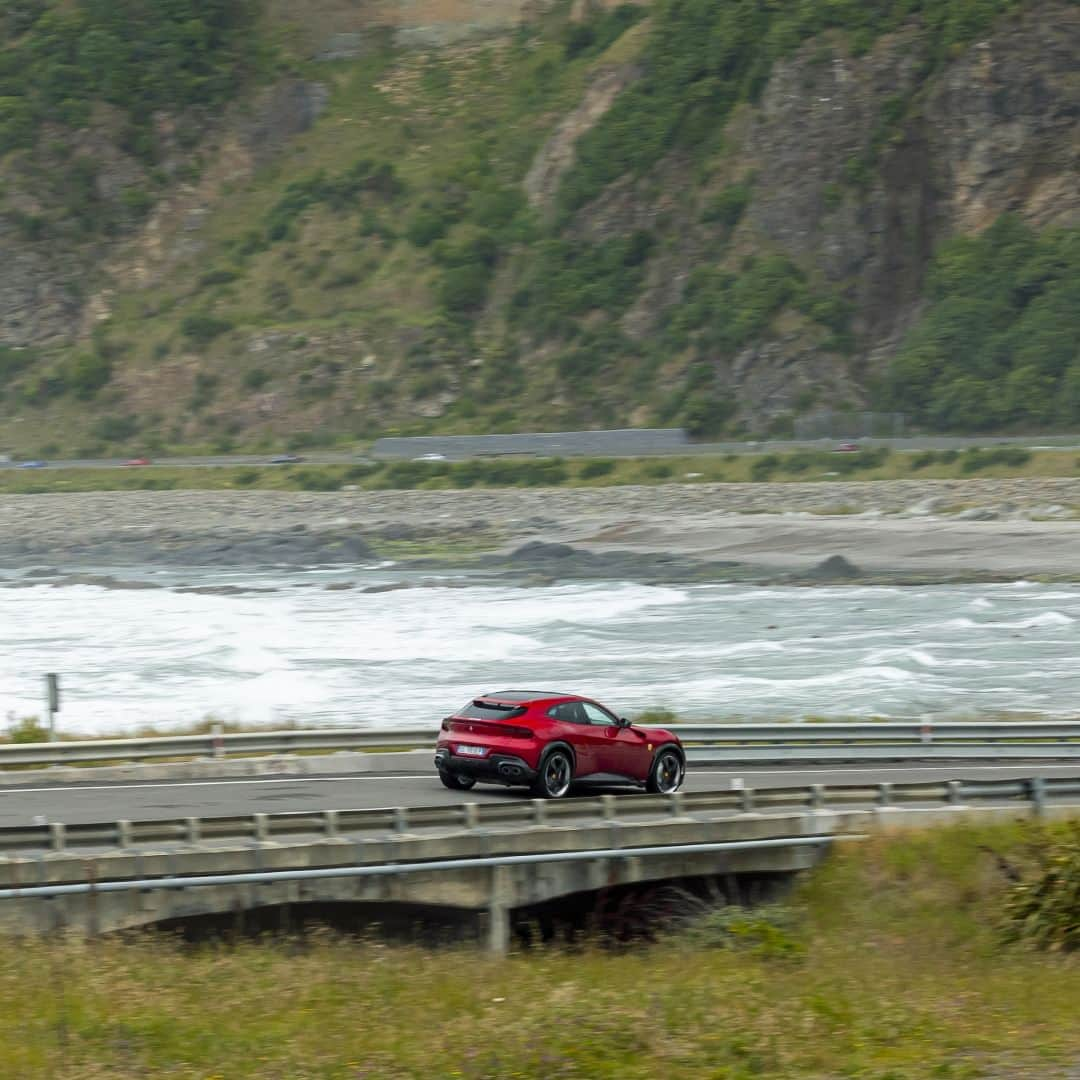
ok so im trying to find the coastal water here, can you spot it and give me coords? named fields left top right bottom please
left=1, top=569, right=1078, bottom=735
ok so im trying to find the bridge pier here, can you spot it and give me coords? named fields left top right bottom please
left=486, top=865, right=512, bottom=955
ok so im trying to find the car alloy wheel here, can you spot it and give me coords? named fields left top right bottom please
left=535, top=749, right=572, bottom=799
left=648, top=749, right=684, bottom=794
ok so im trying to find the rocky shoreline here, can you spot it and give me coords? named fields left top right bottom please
left=1, top=478, right=1079, bottom=584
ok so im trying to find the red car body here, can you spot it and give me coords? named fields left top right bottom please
left=434, top=690, right=685, bottom=799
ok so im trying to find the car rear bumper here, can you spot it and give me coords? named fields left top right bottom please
left=435, top=748, right=537, bottom=785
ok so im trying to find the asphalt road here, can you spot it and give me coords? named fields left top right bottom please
left=3, top=433, right=1080, bottom=470
left=8, top=762, right=1080, bottom=827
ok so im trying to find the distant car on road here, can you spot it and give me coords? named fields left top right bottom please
left=16, top=460, right=47, bottom=469
left=413, top=452, right=447, bottom=462
left=833, top=442, right=860, bottom=453
left=435, top=690, right=685, bottom=799
left=121, top=457, right=151, bottom=467
left=269, top=453, right=303, bottom=464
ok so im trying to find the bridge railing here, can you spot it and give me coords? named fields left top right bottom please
left=9, top=776, right=1080, bottom=853
left=4, top=720, right=1080, bottom=768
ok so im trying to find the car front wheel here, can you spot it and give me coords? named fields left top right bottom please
left=531, top=748, right=573, bottom=799
left=438, top=768, right=477, bottom=791
left=646, top=748, right=684, bottom=794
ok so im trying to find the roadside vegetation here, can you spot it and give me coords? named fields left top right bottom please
left=1, top=446, right=1079, bottom=496
left=0, top=820, right=1077, bottom=1077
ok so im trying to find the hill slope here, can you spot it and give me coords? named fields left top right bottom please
left=0, top=0, right=1078, bottom=456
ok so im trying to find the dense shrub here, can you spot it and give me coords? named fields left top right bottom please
left=578, top=458, right=616, bottom=479
left=959, top=446, right=1032, bottom=473
left=882, top=216, right=1080, bottom=431
left=1002, top=821, right=1080, bottom=952
left=511, top=232, right=655, bottom=336
left=264, top=160, right=403, bottom=245
left=91, top=414, right=138, bottom=442
left=181, top=314, right=233, bottom=344
left=0, top=0, right=262, bottom=158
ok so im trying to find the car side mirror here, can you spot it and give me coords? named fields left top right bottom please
left=617, top=716, right=631, bottom=729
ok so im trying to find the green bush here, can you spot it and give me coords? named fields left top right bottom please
left=288, top=469, right=343, bottom=492
left=702, top=181, right=752, bottom=232
left=642, top=461, right=674, bottom=479
left=66, top=351, right=112, bottom=399
left=959, top=446, right=1032, bottom=474
left=6, top=715, right=49, bottom=743
left=264, top=160, right=403, bottom=245
left=91, top=414, right=138, bottom=442
left=750, top=454, right=781, bottom=481
left=1002, top=821, right=1080, bottom=952
left=578, top=458, right=616, bottom=479
left=181, top=314, right=233, bottom=344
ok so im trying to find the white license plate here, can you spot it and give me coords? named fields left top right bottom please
left=456, top=744, right=487, bottom=757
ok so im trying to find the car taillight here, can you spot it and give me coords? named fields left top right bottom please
left=502, top=726, right=534, bottom=740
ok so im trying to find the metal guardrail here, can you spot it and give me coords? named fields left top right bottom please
left=11, top=776, right=1080, bottom=853
left=0, top=836, right=838, bottom=900
left=6, top=721, right=1080, bottom=768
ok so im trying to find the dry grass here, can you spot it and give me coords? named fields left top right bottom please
left=1, top=821, right=1078, bottom=1077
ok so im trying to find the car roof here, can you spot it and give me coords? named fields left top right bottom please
left=479, top=690, right=580, bottom=703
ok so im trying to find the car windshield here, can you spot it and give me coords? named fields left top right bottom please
left=455, top=700, right=527, bottom=721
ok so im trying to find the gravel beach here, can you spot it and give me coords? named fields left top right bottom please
left=1, top=478, right=1079, bottom=580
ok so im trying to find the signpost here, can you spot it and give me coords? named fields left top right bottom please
left=45, top=673, right=59, bottom=741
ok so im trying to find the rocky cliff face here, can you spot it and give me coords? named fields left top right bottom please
left=0, top=0, right=1077, bottom=450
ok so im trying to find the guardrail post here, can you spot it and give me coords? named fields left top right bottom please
left=877, top=783, right=893, bottom=807
left=669, top=791, right=686, bottom=817
left=740, top=787, right=754, bottom=814
left=116, top=820, right=133, bottom=849
left=530, top=800, right=547, bottom=827
left=601, top=795, right=617, bottom=822
left=946, top=780, right=963, bottom=806
left=48, top=822, right=66, bottom=852
left=185, top=817, right=201, bottom=845
left=212, top=723, right=225, bottom=760
left=463, top=804, right=480, bottom=830
left=253, top=814, right=269, bottom=842
left=322, top=810, right=339, bottom=839
left=393, top=807, right=409, bottom=834
left=809, top=784, right=825, bottom=810
left=1029, top=777, right=1047, bottom=818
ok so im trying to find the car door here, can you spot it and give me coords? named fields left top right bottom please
left=545, top=701, right=599, bottom=776
left=580, top=702, right=650, bottom=778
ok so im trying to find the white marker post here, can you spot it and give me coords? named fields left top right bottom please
left=45, top=673, right=60, bottom=741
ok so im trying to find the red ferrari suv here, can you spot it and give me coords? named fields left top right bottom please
left=434, top=690, right=685, bottom=799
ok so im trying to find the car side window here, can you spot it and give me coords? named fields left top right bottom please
left=581, top=702, right=617, bottom=727
left=548, top=702, right=588, bottom=724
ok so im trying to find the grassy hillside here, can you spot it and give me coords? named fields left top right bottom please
left=0, top=0, right=1078, bottom=457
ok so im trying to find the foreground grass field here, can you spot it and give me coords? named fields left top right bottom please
left=1, top=446, right=1079, bottom=495
left=1, top=821, right=1078, bottom=1078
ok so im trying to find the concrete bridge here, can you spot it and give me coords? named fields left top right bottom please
left=2, top=784, right=1076, bottom=951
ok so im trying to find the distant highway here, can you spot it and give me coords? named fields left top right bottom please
left=3, top=432, right=1080, bottom=470
left=4, top=762, right=1080, bottom=827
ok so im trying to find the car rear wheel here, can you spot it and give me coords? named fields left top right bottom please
left=531, top=748, right=572, bottom=799
left=646, top=748, right=684, bottom=794
left=438, top=768, right=477, bottom=791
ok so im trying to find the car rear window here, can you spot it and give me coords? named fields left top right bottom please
left=456, top=700, right=528, bottom=721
